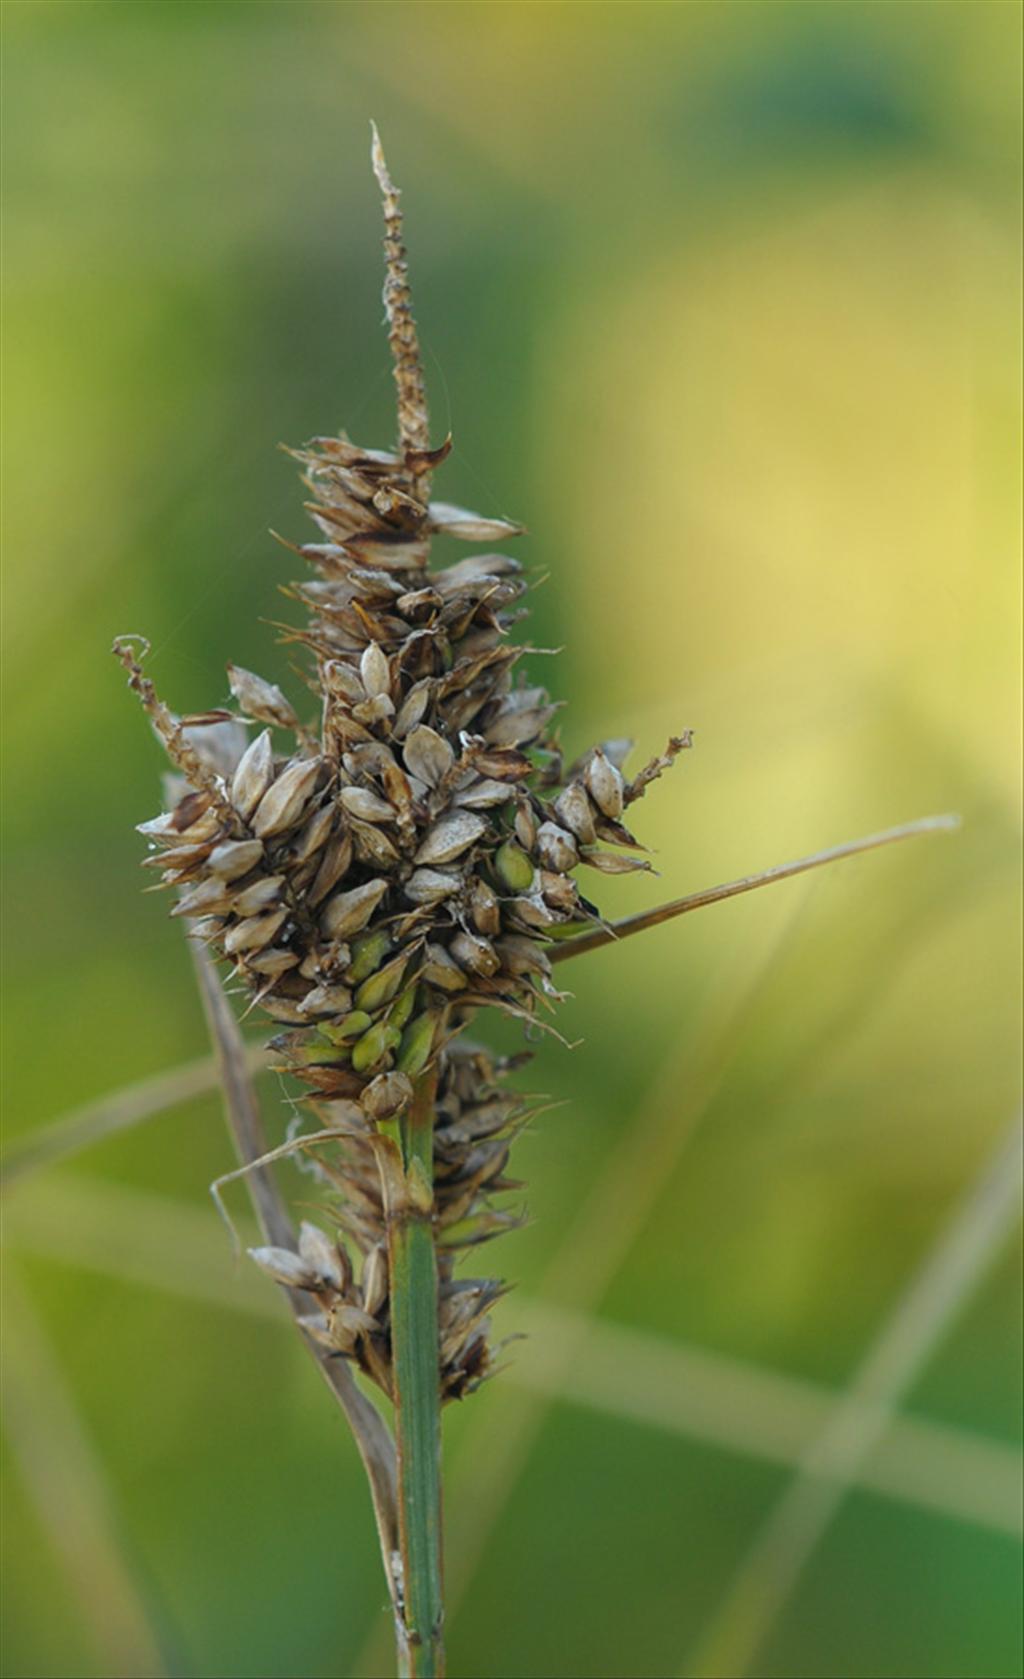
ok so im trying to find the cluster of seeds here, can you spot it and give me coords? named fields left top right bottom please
left=117, top=133, right=686, bottom=1402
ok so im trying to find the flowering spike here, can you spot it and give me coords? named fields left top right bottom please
left=110, top=145, right=962, bottom=1678
left=116, top=140, right=688, bottom=1406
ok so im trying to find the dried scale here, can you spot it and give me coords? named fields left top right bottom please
left=114, top=127, right=686, bottom=1676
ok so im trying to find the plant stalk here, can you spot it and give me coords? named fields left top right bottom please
left=387, top=1069, right=445, bottom=1677
left=550, top=814, right=959, bottom=965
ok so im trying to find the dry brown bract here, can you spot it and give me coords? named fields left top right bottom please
left=115, top=132, right=687, bottom=1404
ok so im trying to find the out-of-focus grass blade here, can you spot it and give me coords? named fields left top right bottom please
left=2, top=1266, right=168, bottom=1677
left=6, top=1174, right=1018, bottom=1537
left=515, top=1299, right=1022, bottom=1540
left=684, top=1112, right=1024, bottom=1679
left=0, top=1044, right=270, bottom=1189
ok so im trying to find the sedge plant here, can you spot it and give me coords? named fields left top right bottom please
left=114, top=129, right=956, bottom=1678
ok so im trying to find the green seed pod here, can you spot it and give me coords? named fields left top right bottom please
left=495, top=839, right=534, bottom=892
left=396, top=1010, right=439, bottom=1075
left=351, top=1019, right=402, bottom=1074
left=388, top=983, right=419, bottom=1032
left=317, top=1010, right=373, bottom=1046
left=355, top=950, right=409, bottom=1013
left=348, top=927, right=393, bottom=984
left=290, top=1033, right=350, bottom=1065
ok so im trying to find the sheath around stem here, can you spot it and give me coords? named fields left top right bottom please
left=385, top=1069, right=445, bottom=1676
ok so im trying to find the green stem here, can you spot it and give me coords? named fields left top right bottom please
left=388, top=1069, right=445, bottom=1677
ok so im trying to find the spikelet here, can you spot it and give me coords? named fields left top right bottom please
left=116, top=132, right=688, bottom=1404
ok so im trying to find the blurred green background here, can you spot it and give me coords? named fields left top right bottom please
left=2, top=3, right=1021, bottom=1677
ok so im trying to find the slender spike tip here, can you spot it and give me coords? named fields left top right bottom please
left=370, top=121, right=432, bottom=497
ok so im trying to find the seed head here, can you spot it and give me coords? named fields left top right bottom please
left=116, top=131, right=688, bottom=1402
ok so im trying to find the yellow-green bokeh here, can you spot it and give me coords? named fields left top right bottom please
left=2, top=4, right=1020, bottom=1677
